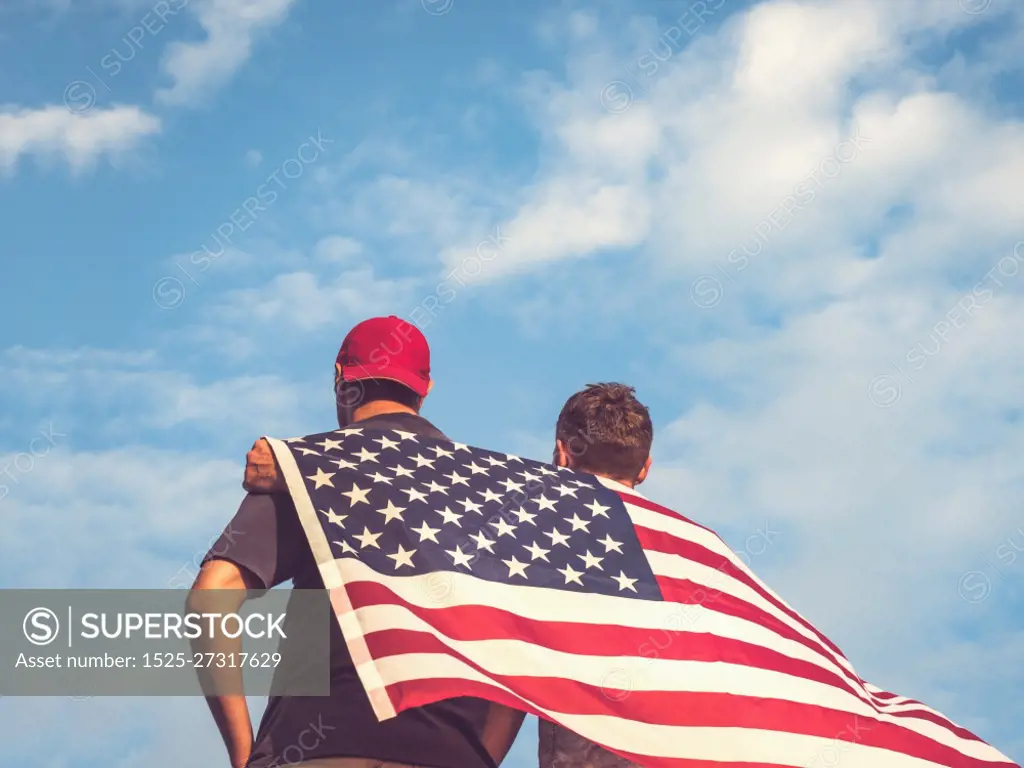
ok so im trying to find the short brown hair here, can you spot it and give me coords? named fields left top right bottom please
left=555, top=383, right=652, bottom=480
left=336, top=377, right=421, bottom=411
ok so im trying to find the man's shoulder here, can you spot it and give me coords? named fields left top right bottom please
left=239, top=489, right=296, bottom=512
left=244, top=417, right=450, bottom=495
left=228, top=491, right=300, bottom=538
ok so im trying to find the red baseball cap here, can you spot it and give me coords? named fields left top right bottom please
left=336, top=315, right=431, bottom=397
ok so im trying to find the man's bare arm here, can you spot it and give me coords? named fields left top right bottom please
left=188, top=559, right=262, bottom=768
left=481, top=703, right=528, bottom=764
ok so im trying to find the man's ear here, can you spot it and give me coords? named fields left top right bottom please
left=553, top=439, right=571, bottom=468
left=335, top=362, right=342, bottom=385
left=413, top=379, right=433, bottom=412
left=635, top=455, right=652, bottom=486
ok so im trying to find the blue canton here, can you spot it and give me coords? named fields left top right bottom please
left=283, top=428, right=662, bottom=600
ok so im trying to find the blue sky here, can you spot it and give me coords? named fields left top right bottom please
left=1, top=0, right=1023, bottom=765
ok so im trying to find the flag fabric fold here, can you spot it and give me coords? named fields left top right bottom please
left=264, top=426, right=1018, bottom=768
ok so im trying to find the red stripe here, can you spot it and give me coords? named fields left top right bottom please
left=649, top=571, right=863, bottom=683
left=343, top=580, right=982, bottom=742
left=651, top=574, right=952, bottom=733
left=596, top=491, right=927, bottom=723
left=387, top=677, right=794, bottom=768
left=635, top=523, right=849, bottom=664
left=639, top=524, right=936, bottom=719
left=632, top=509, right=913, bottom=717
left=366, top=629, right=1008, bottom=768
left=618, top=489, right=716, bottom=533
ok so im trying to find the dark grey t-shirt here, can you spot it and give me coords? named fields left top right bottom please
left=204, top=413, right=498, bottom=768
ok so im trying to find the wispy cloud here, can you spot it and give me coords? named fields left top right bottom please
left=154, top=0, right=297, bottom=107
left=206, top=263, right=414, bottom=333
left=438, top=0, right=1022, bottom=287
left=0, top=346, right=312, bottom=442
left=0, top=104, right=159, bottom=174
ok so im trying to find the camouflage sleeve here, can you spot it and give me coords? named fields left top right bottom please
left=537, top=719, right=642, bottom=768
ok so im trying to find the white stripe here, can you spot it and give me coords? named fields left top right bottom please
left=367, top=653, right=1015, bottom=767
left=630, top=503, right=851, bottom=664
left=266, top=437, right=342, bottom=589
left=351, top=603, right=1006, bottom=762
left=333, top=561, right=987, bottom=751
left=625, top=500, right=797, bottom=605
left=644, top=549, right=860, bottom=669
left=332, top=557, right=938, bottom=715
left=630, top=503, right=940, bottom=719
left=334, top=557, right=835, bottom=673
left=333, top=558, right=897, bottom=707
left=265, top=437, right=397, bottom=720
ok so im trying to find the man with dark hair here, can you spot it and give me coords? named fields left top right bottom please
left=553, top=382, right=653, bottom=485
left=190, top=315, right=526, bottom=768
left=541, top=382, right=653, bottom=768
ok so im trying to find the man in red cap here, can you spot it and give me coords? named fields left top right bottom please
left=190, top=316, right=526, bottom=768
left=243, top=315, right=432, bottom=492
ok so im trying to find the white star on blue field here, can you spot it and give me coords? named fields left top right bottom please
left=1, top=1, right=1023, bottom=765
left=280, top=426, right=662, bottom=597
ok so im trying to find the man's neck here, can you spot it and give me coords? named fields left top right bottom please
left=590, top=471, right=635, bottom=489
left=353, top=400, right=418, bottom=422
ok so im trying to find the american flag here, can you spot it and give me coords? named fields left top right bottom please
left=265, top=427, right=1018, bottom=768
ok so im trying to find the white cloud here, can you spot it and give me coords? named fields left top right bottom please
left=149, top=233, right=412, bottom=361
left=244, top=148, right=263, bottom=167
left=304, top=129, right=520, bottom=265
left=194, top=236, right=414, bottom=341
left=0, top=347, right=318, bottom=767
left=0, top=430, right=273, bottom=766
left=430, top=0, right=1024, bottom=754
left=208, top=265, right=413, bottom=333
left=2, top=346, right=158, bottom=368
left=313, top=235, right=363, bottom=263
left=311, top=171, right=502, bottom=259
left=0, top=346, right=330, bottom=598
left=155, top=0, right=297, bottom=107
left=0, top=105, right=160, bottom=174
left=441, top=0, right=1023, bottom=285
left=0, top=345, right=313, bottom=443
left=0, top=445, right=241, bottom=588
